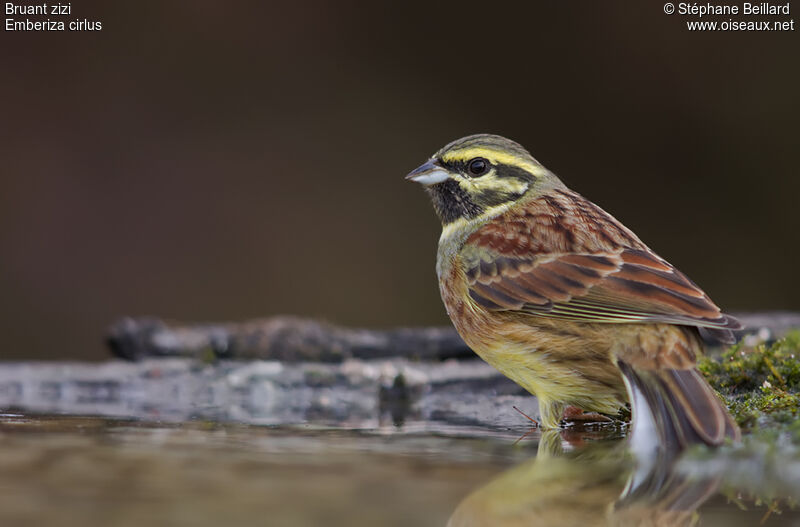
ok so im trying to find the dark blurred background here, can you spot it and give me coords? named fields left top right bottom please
left=1, top=1, right=798, bottom=360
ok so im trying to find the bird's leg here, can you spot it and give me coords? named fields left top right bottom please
left=512, top=405, right=539, bottom=426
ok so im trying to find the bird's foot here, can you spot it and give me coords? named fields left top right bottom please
left=561, top=405, right=613, bottom=424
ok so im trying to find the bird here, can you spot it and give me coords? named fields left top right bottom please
left=406, top=133, right=741, bottom=450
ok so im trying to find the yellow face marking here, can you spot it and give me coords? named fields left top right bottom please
left=455, top=169, right=530, bottom=196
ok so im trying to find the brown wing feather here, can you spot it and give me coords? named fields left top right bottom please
left=462, top=191, right=741, bottom=331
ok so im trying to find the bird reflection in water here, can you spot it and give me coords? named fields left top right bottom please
left=448, top=428, right=721, bottom=527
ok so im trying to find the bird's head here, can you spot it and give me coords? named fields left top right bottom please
left=406, top=134, right=563, bottom=226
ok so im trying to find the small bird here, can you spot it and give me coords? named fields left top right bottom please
left=407, top=134, right=741, bottom=449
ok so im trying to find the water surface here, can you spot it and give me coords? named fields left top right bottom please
left=1, top=414, right=798, bottom=527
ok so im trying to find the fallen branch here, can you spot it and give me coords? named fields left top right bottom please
left=107, top=316, right=472, bottom=362
left=106, top=312, right=800, bottom=362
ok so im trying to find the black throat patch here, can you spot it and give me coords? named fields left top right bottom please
left=425, top=179, right=483, bottom=225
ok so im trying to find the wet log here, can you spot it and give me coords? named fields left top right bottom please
left=107, top=316, right=472, bottom=362
left=106, top=312, right=800, bottom=362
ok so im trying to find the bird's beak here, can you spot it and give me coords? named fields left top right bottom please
left=405, top=160, right=450, bottom=186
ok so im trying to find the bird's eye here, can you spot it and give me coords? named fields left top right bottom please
left=467, top=158, right=489, bottom=177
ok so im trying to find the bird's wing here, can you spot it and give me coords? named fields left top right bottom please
left=460, top=190, right=741, bottom=332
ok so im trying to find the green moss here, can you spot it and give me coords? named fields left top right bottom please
left=698, top=331, right=800, bottom=438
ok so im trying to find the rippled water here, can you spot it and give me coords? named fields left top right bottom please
left=0, top=414, right=798, bottom=527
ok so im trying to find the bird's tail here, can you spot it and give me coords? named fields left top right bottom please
left=617, top=361, right=739, bottom=451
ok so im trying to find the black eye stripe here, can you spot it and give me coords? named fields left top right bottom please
left=493, top=163, right=536, bottom=182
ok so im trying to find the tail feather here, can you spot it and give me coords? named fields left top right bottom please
left=699, top=313, right=742, bottom=344
left=698, top=326, right=738, bottom=345
left=618, top=361, right=739, bottom=451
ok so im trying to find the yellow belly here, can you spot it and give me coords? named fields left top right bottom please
left=467, top=316, right=628, bottom=422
